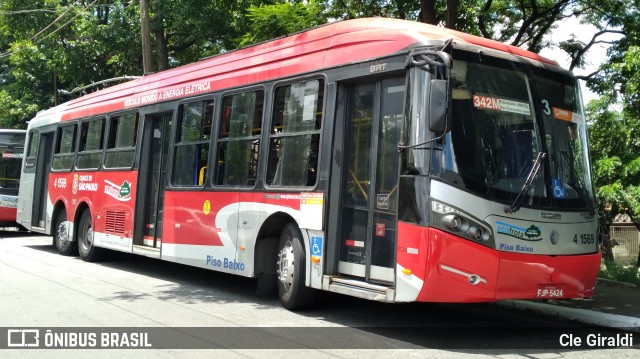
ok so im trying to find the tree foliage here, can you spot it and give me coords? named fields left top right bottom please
left=0, top=0, right=143, bottom=128
left=572, top=1, right=640, bottom=232
left=1, top=0, right=636, bottom=129
left=586, top=46, right=640, bottom=231
left=239, top=0, right=327, bottom=46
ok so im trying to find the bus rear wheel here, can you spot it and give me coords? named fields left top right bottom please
left=54, top=210, right=76, bottom=256
left=78, top=210, right=105, bottom=262
left=276, top=223, right=315, bottom=310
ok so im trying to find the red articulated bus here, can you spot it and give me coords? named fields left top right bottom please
left=17, top=18, right=599, bottom=309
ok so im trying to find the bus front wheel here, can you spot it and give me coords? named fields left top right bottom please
left=78, top=210, right=105, bottom=262
left=276, top=223, right=315, bottom=310
left=54, top=210, right=76, bottom=256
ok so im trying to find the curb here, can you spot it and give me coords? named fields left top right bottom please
left=597, top=277, right=638, bottom=288
left=498, top=300, right=640, bottom=333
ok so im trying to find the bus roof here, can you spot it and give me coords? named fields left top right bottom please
left=37, top=17, right=558, bottom=123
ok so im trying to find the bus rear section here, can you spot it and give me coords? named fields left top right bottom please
left=0, top=130, right=26, bottom=227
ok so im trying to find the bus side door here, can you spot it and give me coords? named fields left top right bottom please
left=335, top=77, right=405, bottom=284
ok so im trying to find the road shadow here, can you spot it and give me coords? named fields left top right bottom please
left=0, top=229, right=48, bottom=239
left=26, top=243, right=275, bottom=308
left=544, top=280, right=640, bottom=316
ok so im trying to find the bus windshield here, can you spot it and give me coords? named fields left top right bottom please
left=432, top=54, right=594, bottom=211
left=0, top=132, right=25, bottom=192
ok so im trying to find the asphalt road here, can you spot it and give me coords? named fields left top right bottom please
left=0, top=231, right=637, bottom=358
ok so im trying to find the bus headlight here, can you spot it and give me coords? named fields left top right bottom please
left=431, top=200, right=494, bottom=247
left=442, top=214, right=466, bottom=232
left=469, top=226, right=481, bottom=241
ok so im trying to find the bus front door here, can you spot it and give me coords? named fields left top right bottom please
left=31, top=132, right=53, bottom=229
left=338, top=78, right=405, bottom=284
left=134, top=112, right=172, bottom=248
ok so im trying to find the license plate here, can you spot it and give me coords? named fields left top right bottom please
left=536, top=285, right=565, bottom=298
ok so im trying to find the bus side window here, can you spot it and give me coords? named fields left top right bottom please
left=76, top=117, right=105, bottom=170
left=215, top=90, right=263, bottom=187
left=267, top=79, right=323, bottom=187
left=25, top=131, right=39, bottom=167
left=104, top=112, right=138, bottom=168
left=172, top=100, right=213, bottom=187
left=52, top=124, right=77, bottom=171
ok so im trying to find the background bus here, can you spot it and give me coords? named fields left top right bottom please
left=0, top=129, right=26, bottom=228
left=17, top=18, right=599, bottom=309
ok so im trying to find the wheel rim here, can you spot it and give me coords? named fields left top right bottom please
left=57, top=220, right=69, bottom=246
left=277, top=241, right=295, bottom=288
left=81, top=220, right=93, bottom=250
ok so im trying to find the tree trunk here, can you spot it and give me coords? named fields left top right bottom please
left=140, top=0, right=153, bottom=75
left=154, top=26, right=169, bottom=72
left=446, top=0, right=458, bottom=29
left=600, top=233, right=615, bottom=262
left=419, top=0, right=437, bottom=25
left=397, top=2, right=406, bottom=19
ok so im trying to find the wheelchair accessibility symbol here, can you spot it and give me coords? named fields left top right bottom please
left=311, top=236, right=322, bottom=256
left=552, top=178, right=567, bottom=199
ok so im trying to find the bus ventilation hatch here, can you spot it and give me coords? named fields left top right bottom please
left=105, top=210, right=127, bottom=235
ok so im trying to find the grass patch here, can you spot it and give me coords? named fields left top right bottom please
left=599, top=260, right=640, bottom=287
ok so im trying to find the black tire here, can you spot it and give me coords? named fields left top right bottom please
left=255, top=237, right=279, bottom=297
left=54, top=210, right=77, bottom=256
left=276, top=223, right=316, bottom=310
left=78, top=210, right=105, bottom=262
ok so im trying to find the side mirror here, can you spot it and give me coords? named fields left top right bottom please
left=429, top=79, right=447, bottom=133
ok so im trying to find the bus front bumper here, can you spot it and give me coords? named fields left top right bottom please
left=398, top=224, right=601, bottom=303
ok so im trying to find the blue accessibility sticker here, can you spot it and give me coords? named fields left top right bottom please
left=311, top=236, right=323, bottom=256
left=552, top=178, right=568, bottom=199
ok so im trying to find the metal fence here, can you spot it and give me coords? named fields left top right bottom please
left=610, top=224, right=640, bottom=264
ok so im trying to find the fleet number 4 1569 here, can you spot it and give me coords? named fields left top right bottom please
left=573, top=233, right=595, bottom=244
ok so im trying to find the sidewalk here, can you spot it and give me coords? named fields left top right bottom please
left=500, top=279, right=640, bottom=332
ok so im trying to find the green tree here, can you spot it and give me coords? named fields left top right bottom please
left=238, top=0, right=327, bottom=46
left=586, top=46, right=640, bottom=228
left=587, top=98, right=639, bottom=219
left=0, top=1, right=143, bottom=128
left=147, top=0, right=240, bottom=71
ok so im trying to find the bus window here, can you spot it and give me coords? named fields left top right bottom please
left=0, top=132, right=26, bottom=145
left=52, top=124, right=77, bottom=170
left=172, top=99, right=213, bottom=186
left=25, top=131, right=39, bottom=167
left=76, top=117, right=105, bottom=170
left=105, top=112, right=139, bottom=168
left=215, top=90, right=263, bottom=186
left=0, top=131, right=25, bottom=191
left=267, top=79, right=323, bottom=187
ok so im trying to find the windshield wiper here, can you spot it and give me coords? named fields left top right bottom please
left=505, top=152, right=546, bottom=214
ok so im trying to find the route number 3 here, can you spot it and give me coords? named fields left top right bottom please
left=541, top=99, right=551, bottom=115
